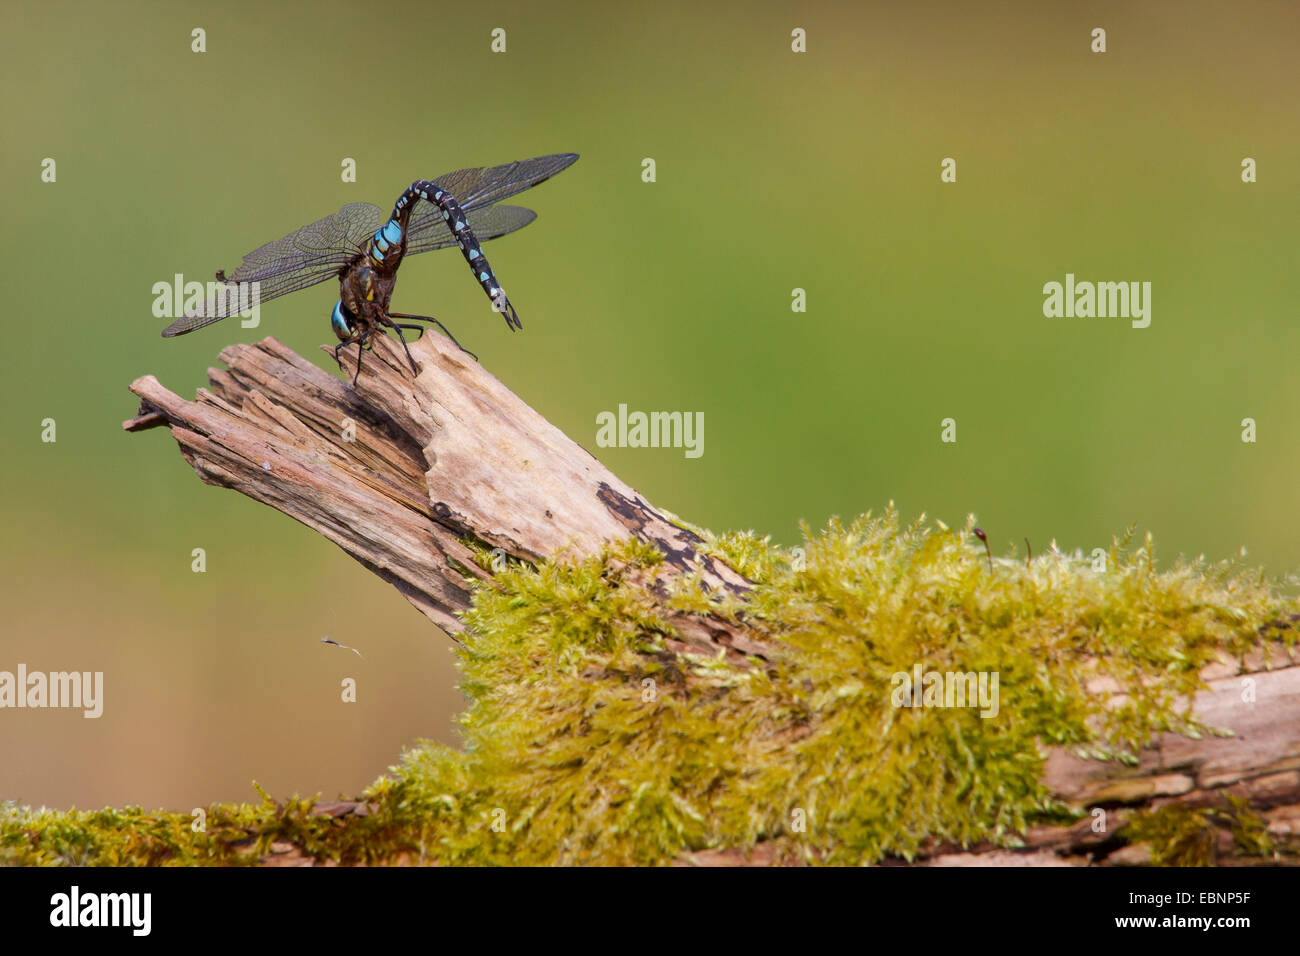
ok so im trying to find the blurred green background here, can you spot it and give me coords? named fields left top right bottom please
left=2, top=0, right=1297, bottom=809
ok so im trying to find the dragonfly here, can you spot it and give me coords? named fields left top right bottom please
left=162, top=153, right=579, bottom=384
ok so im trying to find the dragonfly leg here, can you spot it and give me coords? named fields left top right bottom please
left=332, top=337, right=361, bottom=384
left=332, top=340, right=351, bottom=377
left=345, top=328, right=375, bottom=388
left=382, top=320, right=421, bottom=376
left=388, top=312, right=479, bottom=363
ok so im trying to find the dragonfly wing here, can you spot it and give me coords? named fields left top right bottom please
left=431, top=153, right=578, bottom=212
left=160, top=264, right=346, bottom=336
left=221, top=202, right=385, bottom=284
left=161, top=201, right=385, bottom=336
left=405, top=204, right=538, bottom=255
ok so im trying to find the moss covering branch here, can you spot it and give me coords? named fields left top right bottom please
left=7, top=511, right=1298, bottom=866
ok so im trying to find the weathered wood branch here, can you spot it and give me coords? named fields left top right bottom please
left=125, top=334, right=1300, bottom=865
left=126, top=333, right=759, bottom=657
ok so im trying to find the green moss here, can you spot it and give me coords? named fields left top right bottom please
left=3, top=509, right=1295, bottom=865
left=0, top=783, right=442, bottom=867
left=1125, top=795, right=1277, bottom=866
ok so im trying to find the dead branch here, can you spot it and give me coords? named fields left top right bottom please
left=125, top=333, right=1300, bottom=865
left=126, top=333, right=758, bottom=658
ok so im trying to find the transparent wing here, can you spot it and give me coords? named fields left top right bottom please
left=405, top=204, right=538, bottom=255
left=431, top=153, right=579, bottom=212
left=401, top=153, right=577, bottom=258
left=161, top=202, right=384, bottom=336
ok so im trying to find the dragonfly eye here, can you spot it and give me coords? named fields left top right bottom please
left=331, top=300, right=355, bottom=340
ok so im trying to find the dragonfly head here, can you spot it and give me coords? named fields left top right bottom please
left=331, top=299, right=356, bottom=341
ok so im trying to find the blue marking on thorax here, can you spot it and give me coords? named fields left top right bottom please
left=382, top=219, right=402, bottom=244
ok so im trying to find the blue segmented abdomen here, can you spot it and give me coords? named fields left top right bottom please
left=368, top=217, right=406, bottom=264
left=393, top=180, right=522, bottom=330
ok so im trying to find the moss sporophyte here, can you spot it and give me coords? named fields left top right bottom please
left=3, top=509, right=1295, bottom=865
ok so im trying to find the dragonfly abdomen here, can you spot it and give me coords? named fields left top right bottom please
left=365, top=217, right=406, bottom=269
left=393, top=180, right=522, bottom=331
